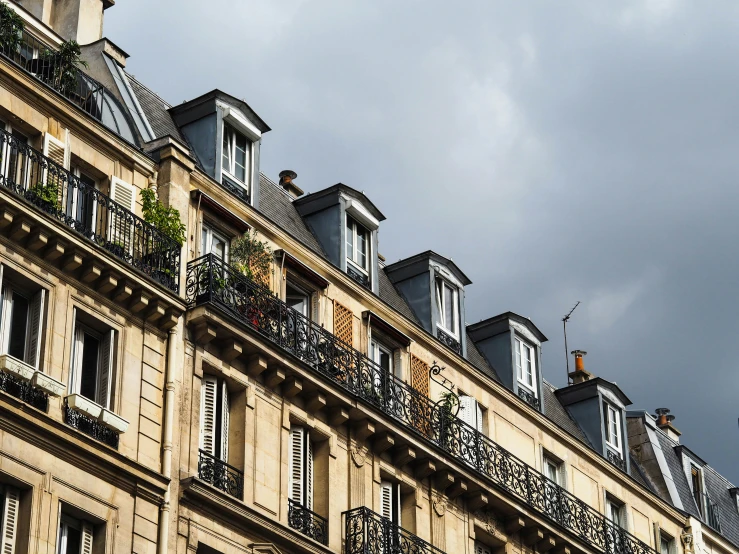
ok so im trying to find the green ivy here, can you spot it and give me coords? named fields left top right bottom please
left=0, top=4, right=24, bottom=54
left=231, top=229, right=273, bottom=284
left=140, top=188, right=186, bottom=247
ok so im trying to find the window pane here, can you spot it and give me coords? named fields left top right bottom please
left=222, top=127, right=232, bottom=172
left=213, top=237, right=226, bottom=260
left=63, top=524, right=82, bottom=554
left=379, top=349, right=391, bottom=372
left=80, top=333, right=100, bottom=402
left=443, top=284, right=454, bottom=331
left=661, top=538, right=670, bottom=554
left=234, top=131, right=248, bottom=181
left=346, top=218, right=354, bottom=262
left=524, top=345, right=533, bottom=385
left=7, top=292, right=29, bottom=361
left=356, top=226, right=367, bottom=268
left=515, top=339, right=522, bottom=379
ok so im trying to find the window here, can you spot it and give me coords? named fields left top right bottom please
left=543, top=453, right=563, bottom=486
left=346, top=216, right=369, bottom=273
left=515, top=338, right=536, bottom=392
left=69, top=311, right=115, bottom=410
left=286, top=283, right=310, bottom=318
left=289, top=426, right=314, bottom=510
left=0, top=484, right=20, bottom=554
left=435, top=278, right=459, bottom=336
left=67, top=168, right=98, bottom=233
left=222, top=123, right=249, bottom=184
left=690, top=465, right=704, bottom=516
left=475, top=542, right=493, bottom=554
left=603, top=401, right=622, bottom=451
left=379, top=481, right=401, bottom=526
left=370, top=339, right=393, bottom=375
left=606, top=496, right=624, bottom=527
left=201, top=224, right=230, bottom=262
left=660, top=532, right=674, bottom=554
left=57, top=513, right=93, bottom=554
left=200, top=376, right=230, bottom=463
left=0, top=268, right=45, bottom=369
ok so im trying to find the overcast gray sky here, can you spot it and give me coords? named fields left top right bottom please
left=108, top=1, right=739, bottom=482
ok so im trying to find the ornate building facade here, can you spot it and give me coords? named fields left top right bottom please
left=0, top=1, right=735, bottom=554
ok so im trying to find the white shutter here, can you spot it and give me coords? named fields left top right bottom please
left=0, top=486, right=19, bottom=554
left=395, top=483, right=401, bottom=527
left=43, top=133, right=67, bottom=169
left=108, top=177, right=136, bottom=253
left=0, top=264, right=8, bottom=355
left=97, top=330, right=114, bottom=409
left=289, top=426, right=305, bottom=504
left=80, top=521, right=93, bottom=554
left=379, top=481, right=393, bottom=520
left=475, top=541, right=492, bottom=554
left=476, top=402, right=483, bottom=433
left=199, top=376, right=217, bottom=455
left=305, top=432, right=313, bottom=510
left=69, top=309, right=84, bottom=394
left=392, top=350, right=402, bottom=379
left=26, top=289, right=45, bottom=370
left=458, top=396, right=475, bottom=428
left=220, top=380, right=229, bottom=462
left=311, top=293, right=319, bottom=323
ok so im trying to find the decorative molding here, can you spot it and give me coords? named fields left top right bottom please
left=351, top=443, right=369, bottom=468
left=474, top=509, right=503, bottom=535
left=432, top=491, right=446, bottom=517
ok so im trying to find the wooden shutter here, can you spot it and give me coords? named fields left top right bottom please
left=25, top=289, right=45, bottom=370
left=199, top=376, right=218, bottom=455
left=220, top=380, right=229, bottom=462
left=379, top=481, right=393, bottom=520
left=410, top=355, right=429, bottom=396
left=109, top=177, right=136, bottom=253
left=310, top=293, right=320, bottom=324
left=69, top=308, right=83, bottom=394
left=0, top=486, right=20, bottom=554
left=97, top=330, right=114, bottom=409
left=80, top=521, right=93, bottom=554
left=475, top=542, right=492, bottom=554
left=333, top=301, right=353, bottom=346
left=289, top=426, right=305, bottom=504
left=305, top=431, right=313, bottom=510
left=42, top=132, right=68, bottom=199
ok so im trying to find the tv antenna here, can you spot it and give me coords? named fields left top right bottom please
left=563, top=301, right=580, bottom=384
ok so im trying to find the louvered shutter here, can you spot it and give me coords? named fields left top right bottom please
left=199, top=376, right=217, bottom=455
left=0, top=486, right=19, bottom=554
left=0, top=264, right=7, bottom=354
left=458, top=396, right=475, bottom=428
left=42, top=133, right=68, bottom=200
left=220, top=380, right=229, bottom=462
left=108, top=177, right=136, bottom=254
left=475, top=401, right=483, bottom=433
left=379, top=481, right=393, bottom=520
left=289, top=426, right=305, bottom=504
left=310, top=293, right=319, bottom=323
left=97, top=330, right=114, bottom=409
left=305, top=432, right=313, bottom=510
left=25, top=289, right=45, bottom=370
left=70, top=309, right=84, bottom=394
left=475, top=541, right=492, bottom=554
left=80, top=521, right=93, bottom=554
left=393, top=350, right=402, bottom=378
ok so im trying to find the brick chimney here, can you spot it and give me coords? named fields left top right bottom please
left=568, top=350, right=593, bottom=385
left=654, top=408, right=681, bottom=443
left=279, top=170, right=304, bottom=200
left=16, top=0, right=114, bottom=44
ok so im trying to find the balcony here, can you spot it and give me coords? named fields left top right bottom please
left=606, top=449, right=626, bottom=472
left=436, top=327, right=461, bottom=354
left=0, top=366, right=48, bottom=411
left=344, top=507, right=446, bottom=554
left=517, top=387, right=541, bottom=411
left=63, top=399, right=120, bottom=449
left=185, top=255, right=656, bottom=554
left=0, top=128, right=181, bottom=293
left=288, top=499, right=328, bottom=545
left=197, top=449, right=244, bottom=500
left=346, top=264, right=370, bottom=288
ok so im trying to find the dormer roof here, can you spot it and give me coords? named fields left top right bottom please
left=169, top=89, right=271, bottom=133
left=385, top=250, right=472, bottom=287
left=294, top=183, right=386, bottom=222
left=555, top=377, right=632, bottom=407
left=468, top=311, right=547, bottom=343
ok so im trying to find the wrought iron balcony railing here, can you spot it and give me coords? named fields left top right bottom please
left=606, top=449, right=626, bottom=472
left=288, top=499, right=328, bottom=545
left=344, top=507, right=446, bottom=554
left=186, top=255, right=656, bottom=554
left=63, top=400, right=119, bottom=449
left=517, top=387, right=541, bottom=411
left=436, top=327, right=462, bottom=354
left=198, top=449, right=244, bottom=500
left=0, top=129, right=181, bottom=292
left=702, top=493, right=721, bottom=532
left=346, top=264, right=370, bottom=288
left=0, top=369, right=48, bottom=411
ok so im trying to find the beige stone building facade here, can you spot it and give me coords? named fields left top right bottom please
left=0, top=2, right=735, bottom=554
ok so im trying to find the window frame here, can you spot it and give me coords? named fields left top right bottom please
left=199, top=375, right=231, bottom=463
left=543, top=452, right=563, bottom=486
left=660, top=532, right=675, bottom=554
left=68, top=309, right=116, bottom=411
left=346, top=215, right=370, bottom=274
left=289, top=425, right=315, bottom=510
left=369, top=338, right=394, bottom=375
left=514, top=337, right=537, bottom=394
left=435, top=277, right=459, bottom=338
left=690, top=464, right=704, bottom=516
left=286, top=281, right=311, bottom=318
left=603, top=401, right=622, bottom=451
left=221, top=122, right=250, bottom=187
left=605, top=495, right=624, bottom=527
left=201, top=222, right=230, bottom=263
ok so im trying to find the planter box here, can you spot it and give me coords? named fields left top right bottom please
left=0, top=354, right=35, bottom=381
left=65, top=393, right=102, bottom=419
left=99, top=408, right=128, bottom=433
left=32, top=371, right=66, bottom=397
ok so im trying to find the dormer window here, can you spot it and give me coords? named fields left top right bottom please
left=222, top=123, right=249, bottom=186
left=515, top=337, right=536, bottom=393
left=690, top=465, right=704, bottom=516
left=435, top=278, right=459, bottom=337
left=346, top=216, right=369, bottom=272
left=603, top=401, right=622, bottom=450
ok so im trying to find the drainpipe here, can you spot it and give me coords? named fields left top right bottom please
left=158, top=326, right=177, bottom=554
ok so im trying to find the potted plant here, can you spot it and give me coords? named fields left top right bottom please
left=140, top=187, right=185, bottom=283
left=0, top=4, right=24, bottom=56
left=41, top=39, right=89, bottom=97
left=230, top=230, right=273, bottom=324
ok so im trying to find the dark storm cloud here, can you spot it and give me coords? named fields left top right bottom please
left=108, top=0, right=739, bottom=481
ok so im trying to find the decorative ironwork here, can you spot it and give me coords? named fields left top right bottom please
left=606, top=449, right=626, bottom=472
left=517, top=387, right=541, bottom=410
left=186, top=255, right=656, bottom=554
left=63, top=400, right=119, bottom=449
left=0, top=128, right=181, bottom=292
left=288, top=499, right=328, bottom=545
left=0, top=370, right=48, bottom=411
left=221, top=174, right=251, bottom=205
left=703, top=493, right=721, bottom=532
left=346, top=264, right=370, bottom=288
left=436, top=327, right=462, bottom=354
left=345, top=507, right=447, bottom=554
left=198, top=449, right=244, bottom=500
left=0, top=30, right=129, bottom=134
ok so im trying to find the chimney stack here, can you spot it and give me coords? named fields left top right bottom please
left=17, top=0, right=114, bottom=45
left=654, top=408, right=681, bottom=443
left=568, top=350, right=593, bottom=385
left=279, top=170, right=304, bottom=200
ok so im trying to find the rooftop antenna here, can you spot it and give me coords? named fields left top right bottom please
left=563, top=301, right=580, bottom=385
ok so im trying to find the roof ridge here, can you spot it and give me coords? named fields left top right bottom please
left=124, top=71, right=173, bottom=109
left=260, top=172, right=295, bottom=201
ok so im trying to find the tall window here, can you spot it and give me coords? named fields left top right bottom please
left=69, top=311, right=115, bottom=410
left=346, top=216, right=369, bottom=273
left=435, top=278, right=459, bottom=337
left=201, top=224, right=229, bottom=262
left=200, top=376, right=230, bottom=463
left=379, top=481, right=401, bottom=526
left=67, top=168, right=97, bottom=234
left=603, top=402, right=622, bottom=451
left=606, top=495, right=624, bottom=527
left=543, top=453, right=563, bottom=486
left=0, top=269, right=45, bottom=370
left=286, top=283, right=310, bottom=318
left=515, top=338, right=536, bottom=393
left=57, top=513, right=94, bottom=554
left=221, top=123, right=249, bottom=184
left=0, top=484, right=21, bottom=554
left=690, top=465, right=704, bottom=516
left=370, top=339, right=393, bottom=374
left=289, top=426, right=314, bottom=510
left=660, top=533, right=674, bottom=554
